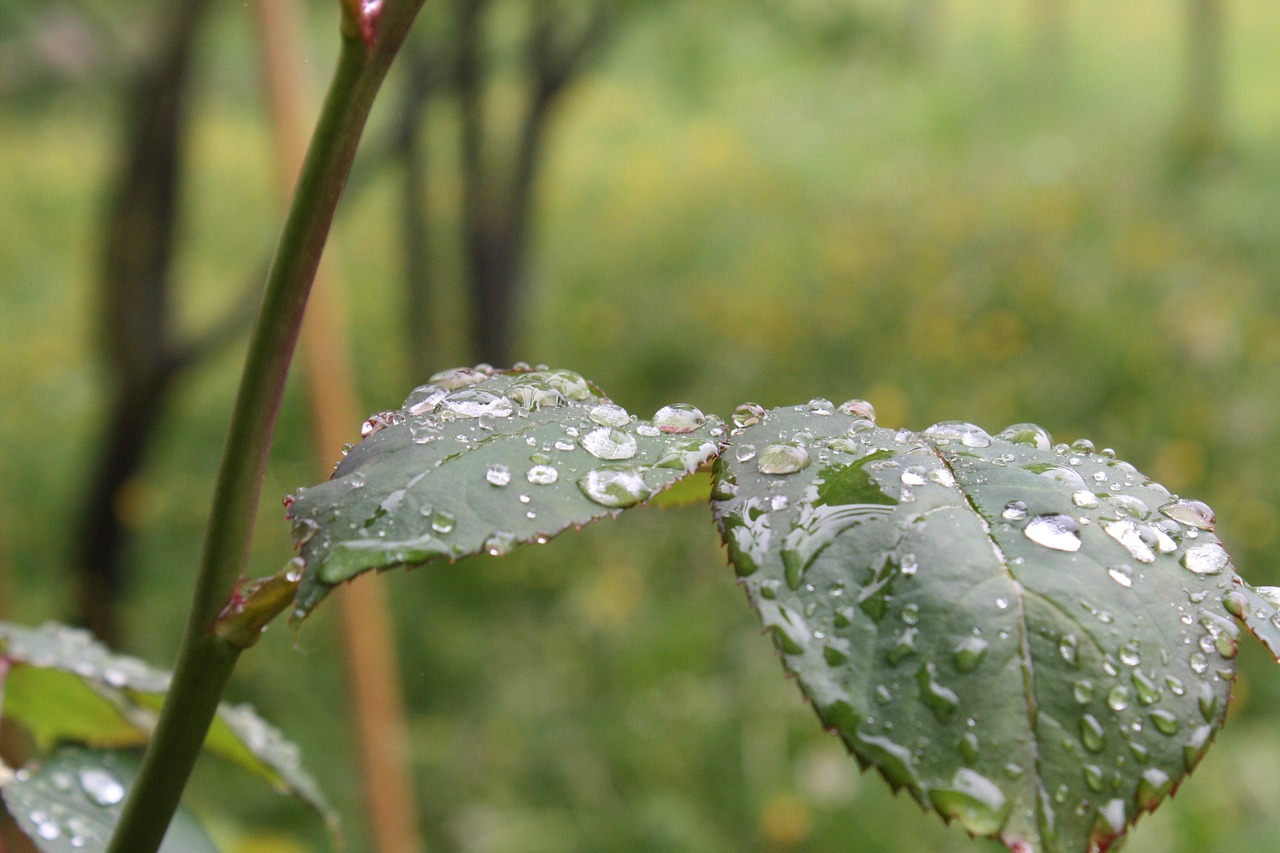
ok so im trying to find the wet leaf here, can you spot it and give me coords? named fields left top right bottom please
left=286, top=366, right=722, bottom=620
left=1, top=746, right=216, bottom=853
left=713, top=405, right=1260, bottom=853
left=0, top=621, right=334, bottom=831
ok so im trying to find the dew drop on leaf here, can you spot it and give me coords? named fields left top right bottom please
left=1159, top=498, right=1216, bottom=531
left=757, top=444, right=811, bottom=475
left=485, top=464, right=511, bottom=487
left=578, top=466, right=652, bottom=508
left=526, top=464, right=559, bottom=485
left=1024, top=514, right=1082, bottom=552
left=580, top=427, right=638, bottom=460
left=652, top=403, right=705, bottom=434
left=996, top=422, right=1052, bottom=450
left=78, top=767, right=125, bottom=806
left=1181, top=543, right=1228, bottom=575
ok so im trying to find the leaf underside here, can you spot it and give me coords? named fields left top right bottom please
left=0, top=621, right=334, bottom=830
left=286, top=366, right=722, bottom=620
left=1, top=747, right=217, bottom=853
left=712, top=404, right=1274, bottom=853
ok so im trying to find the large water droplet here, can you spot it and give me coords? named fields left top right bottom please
left=997, top=423, right=1052, bottom=450
left=1024, top=514, right=1082, bottom=552
left=837, top=399, right=876, bottom=421
left=1149, top=708, right=1181, bottom=735
left=361, top=410, right=402, bottom=438
left=485, top=463, right=511, bottom=487
left=581, top=427, right=638, bottom=460
left=429, top=366, right=488, bottom=390
left=732, top=402, right=765, bottom=428
left=923, top=421, right=992, bottom=448
left=757, top=444, right=810, bottom=475
left=578, top=466, right=652, bottom=508
left=652, top=403, right=705, bottom=434
left=1159, top=498, right=1215, bottom=531
left=1080, top=713, right=1106, bottom=752
left=589, top=403, right=631, bottom=427
left=928, top=769, right=1009, bottom=836
left=1002, top=500, right=1028, bottom=521
left=916, top=661, right=960, bottom=721
left=1136, top=767, right=1172, bottom=811
left=403, top=383, right=449, bottom=414
left=442, top=389, right=514, bottom=418
left=431, top=510, right=455, bottom=535
left=1107, top=564, right=1134, bottom=588
left=78, top=767, right=125, bottom=806
left=1181, top=543, right=1228, bottom=575
left=1104, top=520, right=1155, bottom=563
left=952, top=637, right=989, bottom=673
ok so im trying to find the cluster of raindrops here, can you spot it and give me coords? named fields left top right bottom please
left=6, top=755, right=127, bottom=848
left=0, top=622, right=171, bottom=694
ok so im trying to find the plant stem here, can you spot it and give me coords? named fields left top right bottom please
left=106, top=3, right=424, bottom=847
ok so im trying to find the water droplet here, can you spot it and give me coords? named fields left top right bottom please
left=888, top=628, right=919, bottom=665
left=1107, top=685, right=1131, bottom=711
left=757, top=444, right=810, bottom=475
left=1189, top=651, right=1209, bottom=674
left=1002, top=500, right=1028, bottom=521
left=484, top=530, right=517, bottom=556
left=360, top=409, right=402, bottom=438
left=652, top=403, right=705, bottom=434
left=959, top=732, right=980, bottom=764
left=442, top=388, right=514, bottom=419
left=485, top=463, right=511, bottom=487
left=837, top=399, right=876, bottom=420
left=1118, top=643, right=1141, bottom=666
left=1149, top=709, right=1181, bottom=735
left=916, top=661, right=960, bottom=721
left=581, top=427, right=638, bottom=460
left=953, top=637, right=989, bottom=672
left=1104, top=520, right=1155, bottom=563
left=431, top=510, right=455, bottom=534
left=732, top=402, right=765, bottom=428
left=807, top=398, right=835, bottom=414
left=1073, top=679, right=1094, bottom=704
left=589, top=403, right=631, bottom=427
left=1072, top=490, right=1099, bottom=509
left=404, top=383, right=449, bottom=414
left=526, top=464, right=559, bottom=485
left=1024, top=514, right=1082, bottom=552
left=1159, top=498, right=1215, bottom=531
left=578, top=466, right=652, bottom=508
left=923, top=421, right=992, bottom=448
left=928, top=768, right=1009, bottom=836
left=428, top=366, right=487, bottom=390
left=409, top=420, right=443, bottom=444
left=1110, top=494, right=1151, bottom=519
left=37, top=821, right=61, bottom=841
left=997, top=423, right=1052, bottom=450
left=285, top=557, right=304, bottom=583
left=1080, top=713, right=1106, bottom=752
left=734, top=443, right=757, bottom=462
left=1181, top=543, right=1228, bottom=575
left=78, top=767, right=125, bottom=806
left=1083, top=764, right=1105, bottom=792
left=1058, top=634, right=1079, bottom=667
left=1136, top=767, right=1172, bottom=811
left=1131, top=670, right=1159, bottom=705
left=1107, top=564, right=1134, bottom=588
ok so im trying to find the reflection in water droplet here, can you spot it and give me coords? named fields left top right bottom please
left=442, top=389, right=514, bottom=418
left=1024, top=514, right=1082, bottom=552
left=757, top=444, right=811, bottom=475
left=1104, top=520, right=1155, bottom=564
left=837, top=399, right=876, bottom=421
left=578, top=466, right=652, bottom=508
left=732, top=402, right=766, bottom=428
left=404, top=383, right=449, bottom=414
left=581, top=427, right=638, bottom=460
left=923, top=421, right=993, bottom=448
left=1181, top=543, right=1228, bottom=575
left=1159, top=498, right=1215, bottom=531
left=527, top=464, right=559, bottom=485
left=652, top=403, right=705, bottom=434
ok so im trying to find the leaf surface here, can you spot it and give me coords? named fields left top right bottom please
left=1, top=746, right=216, bottom=853
left=713, top=404, right=1254, bottom=853
left=286, top=366, right=722, bottom=619
left=0, top=621, right=334, bottom=829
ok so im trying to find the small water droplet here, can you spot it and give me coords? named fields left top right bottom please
left=442, top=388, right=514, bottom=418
left=285, top=557, right=304, bottom=583
left=1073, top=679, right=1094, bottom=704
left=1072, top=490, right=1099, bottom=509
left=1107, top=564, right=1134, bottom=588
left=837, top=399, right=876, bottom=420
left=589, top=403, right=631, bottom=427
left=431, top=510, right=455, bottom=534
left=997, top=423, right=1052, bottom=450
left=1025, top=514, right=1082, bottom=552
left=953, top=637, right=989, bottom=673
left=1104, top=520, right=1155, bottom=563
left=484, top=530, right=517, bottom=556
left=901, top=466, right=927, bottom=486
left=1118, top=644, right=1141, bottom=666
left=734, top=443, right=757, bottom=462
left=1058, top=634, right=1079, bottom=667
left=1189, top=651, right=1209, bottom=674
left=757, top=444, right=811, bottom=475
left=1149, top=709, right=1181, bottom=735
left=916, top=661, right=960, bottom=721
left=1080, top=713, right=1106, bottom=752
left=526, top=464, right=559, bottom=485
left=78, top=767, right=126, bottom=806
left=1107, top=684, right=1131, bottom=711
left=486, top=463, right=511, bottom=487
left=924, top=421, right=992, bottom=448
left=1002, top=500, right=1028, bottom=521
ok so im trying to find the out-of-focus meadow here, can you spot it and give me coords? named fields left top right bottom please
left=5, top=1, right=1280, bottom=850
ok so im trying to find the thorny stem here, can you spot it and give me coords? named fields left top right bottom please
left=106, top=2, right=425, bottom=850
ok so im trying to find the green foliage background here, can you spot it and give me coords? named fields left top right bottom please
left=5, top=2, right=1280, bottom=850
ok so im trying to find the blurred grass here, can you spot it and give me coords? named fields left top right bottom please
left=6, top=1, right=1280, bottom=851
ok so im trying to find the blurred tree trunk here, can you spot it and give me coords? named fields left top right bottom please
left=1176, top=0, right=1227, bottom=169
left=450, top=0, right=611, bottom=366
left=395, top=44, right=439, bottom=378
left=76, top=0, right=252, bottom=645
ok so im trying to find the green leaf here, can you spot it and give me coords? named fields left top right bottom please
left=1, top=746, right=217, bottom=853
left=286, top=366, right=723, bottom=620
left=0, top=621, right=335, bottom=830
left=712, top=402, right=1257, bottom=853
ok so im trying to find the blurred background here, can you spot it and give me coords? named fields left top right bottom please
left=3, top=0, right=1280, bottom=850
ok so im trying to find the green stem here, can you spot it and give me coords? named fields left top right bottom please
left=106, top=4, right=423, bottom=847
